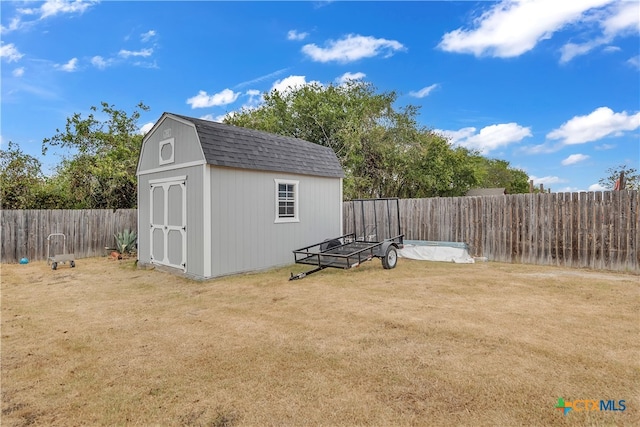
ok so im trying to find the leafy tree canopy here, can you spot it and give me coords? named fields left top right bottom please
left=225, top=81, right=529, bottom=198
left=41, top=102, right=149, bottom=209
left=599, top=164, right=639, bottom=191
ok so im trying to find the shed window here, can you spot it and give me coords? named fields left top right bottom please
left=274, top=179, right=299, bottom=223
left=159, top=138, right=175, bottom=165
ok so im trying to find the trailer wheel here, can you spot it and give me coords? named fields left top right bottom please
left=70, top=260, right=75, bottom=268
left=51, top=262, right=58, bottom=271
left=382, top=246, right=398, bottom=269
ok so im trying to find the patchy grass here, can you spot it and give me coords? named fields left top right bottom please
left=1, top=257, right=638, bottom=426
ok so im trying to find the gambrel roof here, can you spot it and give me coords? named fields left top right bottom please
left=168, top=113, right=344, bottom=178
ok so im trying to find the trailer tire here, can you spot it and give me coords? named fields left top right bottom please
left=382, top=246, right=398, bottom=269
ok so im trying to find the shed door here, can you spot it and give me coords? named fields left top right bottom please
left=150, top=177, right=187, bottom=271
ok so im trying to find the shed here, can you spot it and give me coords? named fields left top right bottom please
left=136, top=112, right=344, bottom=279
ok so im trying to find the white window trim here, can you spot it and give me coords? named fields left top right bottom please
left=274, top=179, right=299, bottom=223
left=158, top=137, right=175, bottom=165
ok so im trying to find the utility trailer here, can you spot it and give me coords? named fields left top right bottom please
left=290, top=198, right=404, bottom=280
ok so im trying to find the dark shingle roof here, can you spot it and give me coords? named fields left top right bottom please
left=169, top=113, right=344, bottom=178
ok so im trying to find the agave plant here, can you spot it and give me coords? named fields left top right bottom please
left=114, top=229, right=137, bottom=255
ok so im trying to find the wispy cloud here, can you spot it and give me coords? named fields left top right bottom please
left=559, top=1, right=640, bottom=62
left=0, top=43, right=24, bottom=62
left=287, top=30, right=309, bottom=41
left=529, top=175, right=568, bottom=186
left=627, top=55, right=640, bottom=70
left=438, top=0, right=623, bottom=59
left=234, top=68, right=290, bottom=89
left=302, top=34, right=405, bottom=63
left=409, top=84, right=438, bottom=98
left=547, top=107, right=640, bottom=145
left=2, top=0, right=99, bottom=33
left=12, top=67, right=25, bottom=77
left=118, top=48, right=153, bottom=59
left=186, top=89, right=240, bottom=108
left=336, top=71, right=366, bottom=85
left=561, top=153, right=590, bottom=165
left=56, top=57, right=78, bottom=72
left=141, top=30, right=157, bottom=43
left=436, top=123, right=532, bottom=154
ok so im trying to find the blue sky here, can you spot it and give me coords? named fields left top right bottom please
left=1, top=0, right=639, bottom=192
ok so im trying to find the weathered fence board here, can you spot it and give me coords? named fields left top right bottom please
left=1, top=209, right=137, bottom=263
left=343, top=190, right=638, bottom=274
left=3, top=191, right=638, bottom=273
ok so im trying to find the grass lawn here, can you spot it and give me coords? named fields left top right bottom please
left=1, top=257, right=638, bottom=426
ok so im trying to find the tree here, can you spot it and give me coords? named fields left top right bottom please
left=0, top=142, right=45, bottom=209
left=598, top=165, right=639, bottom=191
left=42, top=102, right=149, bottom=208
left=225, top=81, right=481, bottom=199
left=472, top=158, right=530, bottom=194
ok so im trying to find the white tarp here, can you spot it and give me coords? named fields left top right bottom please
left=398, top=240, right=475, bottom=264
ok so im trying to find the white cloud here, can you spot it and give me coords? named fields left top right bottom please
left=2, top=0, right=99, bottom=34
left=438, top=0, right=614, bottom=58
left=560, top=1, right=640, bottom=62
left=12, top=67, right=25, bottom=77
left=302, top=34, right=405, bottom=63
left=0, top=43, right=24, bottom=62
left=437, top=123, right=532, bottom=154
left=561, top=153, right=590, bottom=165
left=547, top=107, right=640, bottom=145
left=595, top=143, right=616, bottom=150
left=530, top=175, right=567, bottom=185
left=119, top=48, right=153, bottom=58
left=588, top=183, right=608, bottom=191
left=287, top=30, right=309, bottom=41
left=602, top=0, right=640, bottom=36
left=271, top=75, right=321, bottom=94
left=90, top=55, right=113, bottom=69
left=627, top=55, right=640, bottom=70
left=1, top=17, right=22, bottom=34
left=186, top=89, right=240, bottom=108
left=139, top=122, right=154, bottom=135
left=57, top=57, right=78, bottom=72
left=602, top=45, right=621, bottom=53
left=141, top=30, right=157, bottom=42
left=336, top=71, right=366, bottom=85
left=38, top=0, right=98, bottom=19
left=409, top=84, right=438, bottom=98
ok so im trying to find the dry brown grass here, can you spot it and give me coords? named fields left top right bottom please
left=1, top=257, right=638, bottom=426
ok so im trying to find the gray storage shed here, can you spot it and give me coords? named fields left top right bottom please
left=136, top=112, right=344, bottom=279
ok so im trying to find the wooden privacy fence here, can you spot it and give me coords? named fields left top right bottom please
left=345, top=191, right=639, bottom=273
left=2, top=191, right=638, bottom=273
left=1, top=209, right=137, bottom=263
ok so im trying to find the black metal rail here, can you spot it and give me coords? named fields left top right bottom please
left=290, top=198, right=404, bottom=280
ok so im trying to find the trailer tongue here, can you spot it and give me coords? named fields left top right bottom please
left=290, top=198, right=403, bottom=280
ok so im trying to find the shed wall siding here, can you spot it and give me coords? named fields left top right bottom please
left=137, top=165, right=204, bottom=278
left=138, top=117, right=205, bottom=173
left=209, top=167, right=342, bottom=277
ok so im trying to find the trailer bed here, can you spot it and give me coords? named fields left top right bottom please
left=290, top=198, right=404, bottom=280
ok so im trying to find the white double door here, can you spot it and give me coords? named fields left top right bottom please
left=149, top=177, right=187, bottom=271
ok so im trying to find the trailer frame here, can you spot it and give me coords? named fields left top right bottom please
left=290, top=198, right=403, bottom=280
